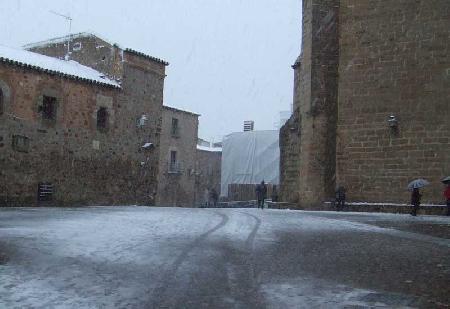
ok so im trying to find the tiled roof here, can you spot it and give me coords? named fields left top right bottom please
left=124, top=49, right=169, bottom=66
left=163, top=105, right=200, bottom=117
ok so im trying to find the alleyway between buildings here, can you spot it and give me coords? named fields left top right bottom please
left=0, top=207, right=449, bottom=308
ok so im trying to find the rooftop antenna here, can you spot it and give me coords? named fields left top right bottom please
left=49, top=10, right=73, bottom=60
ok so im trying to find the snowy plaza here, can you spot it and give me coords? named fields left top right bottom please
left=1, top=206, right=449, bottom=308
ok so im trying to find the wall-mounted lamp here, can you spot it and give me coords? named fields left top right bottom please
left=388, top=115, right=398, bottom=128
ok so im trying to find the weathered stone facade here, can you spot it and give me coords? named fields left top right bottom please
left=157, top=106, right=199, bottom=207
left=194, top=148, right=222, bottom=206
left=280, top=0, right=450, bottom=207
left=0, top=33, right=167, bottom=206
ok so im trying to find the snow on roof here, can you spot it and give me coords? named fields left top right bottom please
left=197, top=145, right=222, bottom=152
left=22, top=32, right=111, bottom=50
left=0, top=45, right=120, bottom=88
left=23, top=32, right=169, bottom=66
left=163, top=105, right=200, bottom=117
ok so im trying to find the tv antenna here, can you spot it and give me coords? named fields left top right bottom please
left=49, top=10, right=73, bottom=60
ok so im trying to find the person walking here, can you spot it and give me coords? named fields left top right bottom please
left=444, top=184, right=450, bottom=216
left=203, top=188, right=210, bottom=208
left=255, top=180, right=267, bottom=209
left=411, top=187, right=422, bottom=216
left=210, top=188, right=218, bottom=207
left=335, top=186, right=346, bottom=211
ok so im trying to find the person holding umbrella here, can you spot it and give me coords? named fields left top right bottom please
left=408, top=179, right=429, bottom=216
left=442, top=176, right=450, bottom=216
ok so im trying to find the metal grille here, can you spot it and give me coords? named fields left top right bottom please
left=38, top=183, right=53, bottom=202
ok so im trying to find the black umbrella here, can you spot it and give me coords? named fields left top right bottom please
left=442, top=176, right=450, bottom=184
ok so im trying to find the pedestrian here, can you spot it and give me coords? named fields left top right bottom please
left=411, top=187, right=422, bottom=216
left=444, top=184, right=450, bottom=216
left=210, top=188, right=218, bottom=207
left=203, top=188, right=210, bottom=208
left=335, top=186, right=346, bottom=211
left=255, top=180, right=267, bottom=209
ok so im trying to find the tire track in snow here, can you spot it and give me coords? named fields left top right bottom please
left=149, top=211, right=229, bottom=308
left=236, top=211, right=263, bottom=306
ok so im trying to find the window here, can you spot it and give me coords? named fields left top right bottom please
left=169, top=150, right=181, bottom=173
left=97, top=107, right=108, bottom=130
left=12, top=135, right=30, bottom=153
left=41, top=95, right=57, bottom=120
left=170, top=150, right=177, bottom=165
left=171, top=118, right=179, bottom=136
left=0, top=88, right=3, bottom=115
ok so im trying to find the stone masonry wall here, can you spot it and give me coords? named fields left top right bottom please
left=157, top=107, right=199, bottom=207
left=27, top=34, right=124, bottom=80
left=288, top=0, right=340, bottom=208
left=1, top=35, right=166, bottom=206
left=279, top=110, right=300, bottom=203
left=0, top=64, right=154, bottom=206
left=336, top=0, right=450, bottom=204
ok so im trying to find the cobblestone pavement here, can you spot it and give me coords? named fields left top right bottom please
left=0, top=207, right=449, bottom=308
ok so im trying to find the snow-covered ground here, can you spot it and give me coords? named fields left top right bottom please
left=0, top=207, right=449, bottom=308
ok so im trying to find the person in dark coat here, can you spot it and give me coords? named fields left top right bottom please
left=411, top=187, right=422, bottom=216
left=255, top=180, right=267, bottom=209
left=335, top=186, right=346, bottom=211
left=444, top=184, right=450, bottom=216
left=210, top=188, right=218, bottom=207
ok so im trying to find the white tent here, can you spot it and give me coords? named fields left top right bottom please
left=220, top=130, right=280, bottom=197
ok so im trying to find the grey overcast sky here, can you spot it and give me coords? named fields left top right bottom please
left=0, top=0, right=301, bottom=142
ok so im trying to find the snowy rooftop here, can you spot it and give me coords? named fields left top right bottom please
left=197, top=145, right=222, bottom=152
left=163, top=105, right=200, bottom=117
left=23, top=32, right=169, bottom=66
left=0, top=45, right=120, bottom=88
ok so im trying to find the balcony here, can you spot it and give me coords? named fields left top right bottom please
left=168, top=161, right=183, bottom=174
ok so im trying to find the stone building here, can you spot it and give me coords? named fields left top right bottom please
left=280, top=0, right=450, bottom=208
left=0, top=33, right=168, bottom=206
left=194, top=145, right=222, bottom=206
left=157, top=106, right=199, bottom=207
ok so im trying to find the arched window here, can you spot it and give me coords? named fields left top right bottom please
left=97, top=107, right=108, bottom=130
left=0, top=88, right=3, bottom=115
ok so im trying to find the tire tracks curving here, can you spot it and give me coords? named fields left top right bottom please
left=237, top=211, right=263, bottom=306
left=149, top=211, right=229, bottom=308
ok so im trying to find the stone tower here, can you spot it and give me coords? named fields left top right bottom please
left=281, top=0, right=450, bottom=207
left=281, top=0, right=340, bottom=208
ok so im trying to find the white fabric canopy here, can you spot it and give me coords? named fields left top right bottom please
left=220, top=130, right=280, bottom=197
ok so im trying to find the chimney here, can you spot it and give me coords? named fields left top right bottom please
left=244, top=120, right=254, bottom=132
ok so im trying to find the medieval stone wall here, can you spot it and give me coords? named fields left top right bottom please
left=281, top=0, right=449, bottom=208
left=157, top=106, right=199, bottom=207
left=279, top=109, right=300, bottom=203
left=0, top=64, right=159, bottom=206
left=27, top=35, right=124, bottom=80
left=336, top=0, right=450, bottom=204
left=280, top=0, right=339, bottom=208
left=1, top=35, right=166, bottom=206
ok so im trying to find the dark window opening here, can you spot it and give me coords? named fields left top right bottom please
left=0, top=88, right=3, bottom=115
left=12, top=135, right=30, bottom=153
left=171, top=118, right=179, bottom=136
left=169, top=150, right=181, bottom=173
left=42, top=95, right=57, bottom=120
left=38, top=183, right=53, bottom=202
left=97, top=107, right=108, bottom=130
left=170, top=150, right=177, bottom=165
